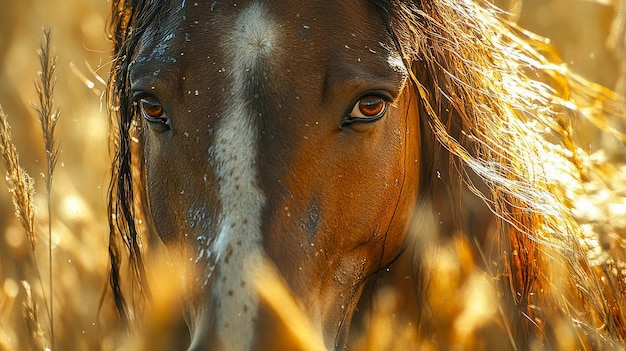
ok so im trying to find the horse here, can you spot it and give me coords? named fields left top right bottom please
left=105, top=0, right=626, bottom=350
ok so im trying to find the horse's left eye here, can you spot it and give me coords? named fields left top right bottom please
left=346, top=95, right=388, bottom=123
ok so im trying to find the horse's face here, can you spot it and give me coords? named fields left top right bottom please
left=130, top=1, right=420, bottom=349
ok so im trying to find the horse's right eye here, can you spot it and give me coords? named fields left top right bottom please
left=140, top=97, right=163, bottom=118
left=137, top=96, right=169, bottom=128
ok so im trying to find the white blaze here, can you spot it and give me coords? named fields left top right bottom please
left=210, top=2, right=276, bottom=350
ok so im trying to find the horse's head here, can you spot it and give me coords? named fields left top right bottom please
left=110, top=0, right=626, bottom=349
left=115, top=1, right=421, bottom=349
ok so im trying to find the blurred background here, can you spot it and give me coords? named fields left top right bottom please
left=0, top=0, right=623, bottom=350
left=0, top=1, right=114, bottom=350
left=512, top=0, right=625, bottom=94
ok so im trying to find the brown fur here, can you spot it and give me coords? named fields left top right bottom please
left=106, top=0, right=626, bottom=349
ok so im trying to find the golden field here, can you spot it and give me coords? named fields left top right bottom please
left=0, top=1, right=624, bottom=350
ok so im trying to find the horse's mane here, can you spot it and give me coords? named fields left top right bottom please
left=105, top=0, right=170, bottom=326
left=106, top=0, right=626, bottom=347
left=383, top=0, right=626, bottom=347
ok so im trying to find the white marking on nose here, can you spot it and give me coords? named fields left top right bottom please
left=207, top=3, right=277, bottom=350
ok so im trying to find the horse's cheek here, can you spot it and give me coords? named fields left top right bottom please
left=381, top=103, right=422, bottom=263
left=143, top=140, right=180, bottom=244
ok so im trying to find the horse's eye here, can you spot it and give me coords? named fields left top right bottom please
left=138, top=96, right=169, bottom=127
left=347, top=95, right=388, bottom=123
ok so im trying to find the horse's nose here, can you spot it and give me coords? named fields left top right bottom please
left=183, top=252, right=270, bottom=351
left=182, top=302, right=222, bottom=351
left=183, top=261, right=330, bottom=351
left=187, top=343, right=215, bottom=351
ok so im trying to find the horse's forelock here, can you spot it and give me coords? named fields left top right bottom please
left=106, top=0, right=172, bottom=327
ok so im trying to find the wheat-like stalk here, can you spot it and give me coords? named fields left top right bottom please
left=33, top=29, right=61, bottom=180
left=0, top=105, right=53, bottom=349
left=32, top=28, right=61, bottom=351
left=21, top=281, right=47, bottom=351
left=0, top=106, right=36, bottom=248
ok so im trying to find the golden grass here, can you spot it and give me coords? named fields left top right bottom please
left=0, top=106, right=37, bottom=250
left=0, top=2, right=113, bottom=350
left=0, top=1, right=625, bottom=350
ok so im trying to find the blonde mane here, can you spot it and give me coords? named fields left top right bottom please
left=387, top=0, right=626, bottom=347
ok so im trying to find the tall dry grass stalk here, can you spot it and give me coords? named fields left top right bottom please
left=0, top=105, right=50, bottom=349
left=0, top=28, right=62, bottom=351
left=32, top=28, right=61, bottom=350
left=0, top=106, right=36, bottom=250
left=21, top=281, right=46, bottom=351
left=255, top=261, right=327, bottom=351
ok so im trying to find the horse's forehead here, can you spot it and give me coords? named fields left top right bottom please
left=139, top=0, right=392, bottom=58
left=132, top=0, right=406, bottom=119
